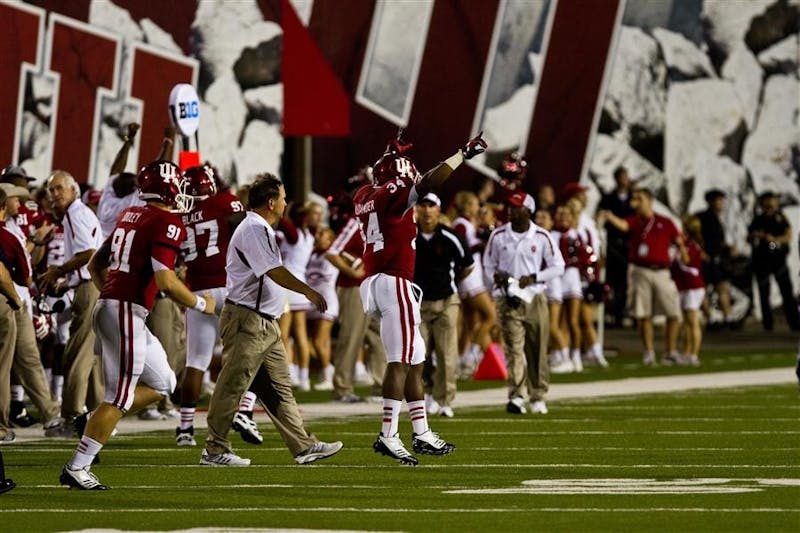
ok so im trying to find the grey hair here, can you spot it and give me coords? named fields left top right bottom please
left=47, top=170, right=81, bottom=198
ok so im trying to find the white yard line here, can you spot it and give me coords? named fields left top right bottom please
left=2, top=507, right=799, bottom=514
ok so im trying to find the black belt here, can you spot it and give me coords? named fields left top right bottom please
left=225, top=299, right=277, bottom=321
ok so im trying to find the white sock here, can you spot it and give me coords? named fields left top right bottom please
left=408, top=399, right=429, bottom=435
left=381, top=398, right=401, bottom=437
left=561, top=347, right=570, bottom=361
left=11, top=385, right=24, bottom=402
left=180, top=405, right=195, bottom=430
left=52, top=375, right=64, bottom=402
left=570, top=349, right=581, bottom=361
left=239, top=391, right=256, bottom=412
left=299, top=367, right=309, bottom=384
left=323, top=365, right=334, bottom=381
left=290, top=364, right=299, bottom=381
left=69, top=436, right=103, bottom=470
left=592, top=343, right=602, bottom=358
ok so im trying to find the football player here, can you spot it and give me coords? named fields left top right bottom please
left=175, top=165, right=245, bottom=446
left=354, top=130, right=486, bottom=465
left=59, top=160, right=215, bottom=490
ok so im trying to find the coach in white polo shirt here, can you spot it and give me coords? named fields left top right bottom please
left=483, top=191, right=565, bottom=416
left=41, top=170, right=104, bottom=428
left=202, top=173, right=343, bottom=466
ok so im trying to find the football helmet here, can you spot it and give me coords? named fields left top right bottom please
left=183, top=165, right=218, bottom=201
left=373, top=130, right=418, bottom=185
left=500, top=152, right=528, bottom=181
left=138, top=160, right=191, bottom=212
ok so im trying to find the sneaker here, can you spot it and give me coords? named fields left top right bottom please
left=373, top=433, right=418, bottom=466
left=333, top=393, right=365, bottom=404
left=506, top=397, right=527, bottom=415
left=73, top=413, right=89, bottom=437
left=661, top=351, right=687, bottom=366
left=137, top=408, right=165, bottom=421
left=160, top=408, right=180, bottom=420
left=43, top=417, right=65, bottom=432
left=530, top=400, right=548, bottom=414
left=425, top=394, right=440, bottom=415
left=232, top=411, right=263, bottom=445
left=0, top=478, right=15, bottom=495
left=642, top=351, right=657, bottom=366
left=10, top=402, right=37, bottom=428
left=592, top=352, right=610, bottom=368
left=45, top=421, right=76, bottom=438
left=200, top=450, right=251, bottom=466
left=439, top=406, right=454, bottom=418
left=354, top=369, right=372, bottom=387
left=59, top=465, right=108, bottom=490
left=571, top=352, right=584, bottom=373
left=175, top=426, right=196, bottom=447
left=684, top=354, right=701, bottom=367
left=368, top=395, right=384, bottom=403
left=294, top=441, right=343, bottom=464
left=412, top=429, right=455, bottom=455
left=313, top=379, right=334, bottom=391
left=0, top=431, right=16, bottom=444
left=550, top=359, right=575, bottom=374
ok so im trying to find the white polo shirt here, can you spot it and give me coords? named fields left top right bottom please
left=97, top=174, right=145, bottom=239
left=226, top=211, right=286, bottom=319
left=483, top=221, right=565, bottom=300
left=5, top=218, right=33, bottom=310
left=63, top=198, right=103, bottom=286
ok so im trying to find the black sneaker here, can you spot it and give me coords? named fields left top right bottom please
left=73, top=413, right=88, bottom=437
left=506, top=397, right=527, bottom=415
left=175, top=426, right=196, bottom=446
left=412, top=430, right=455, bottom=455
left=10, top=402, right=37, bottom=428
left=373, top=433, right=418, bottom=466
left=59, top=465, right=109, bottom=490
left=0, top=478, right=15, bottom=495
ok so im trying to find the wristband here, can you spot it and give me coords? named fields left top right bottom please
left=193, top=296, right=207, bottom=313
left=444, top=151, right=464, bottom=170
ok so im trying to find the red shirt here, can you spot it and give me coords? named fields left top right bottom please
left=180, top=191, right=244, bottom=291
left=99, top=205, right=186, bottom=309
left=625, top=214, right=679, bottom=268
left=15, top=201, right=45, bottom=238
left=671, top=238, right=705, bottom=291
left=352, top=177, right=418, bottom=281
left=328, top=217, right=366, bottom=289
left=0, top=221, right=30, bottom=286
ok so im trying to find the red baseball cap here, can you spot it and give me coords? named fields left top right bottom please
left=561, top=182, right=587, bottom=199
left=506, top=191, right=536, bottom=212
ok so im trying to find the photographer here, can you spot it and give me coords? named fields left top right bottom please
left=483, top=192, right=564, bottom=415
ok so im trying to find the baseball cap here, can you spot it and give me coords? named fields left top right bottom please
left=561, top=182, right=587, bottom=199
left=0, top=182, right=30, bottom=200
left=506, top=191, right=536, bottom=212
left=417, top=192, right=441, bottom=207
left=1, top=165, right=35, bottom=182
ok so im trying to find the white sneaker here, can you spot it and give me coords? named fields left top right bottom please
left=160, top=408, right=180, bottom=420
left=530, top=400, right=548, bottom=414
left=684, top=354, right=701, bottom=367
left=642, top=351, right=657, bottom=366
left=294, top=441, right=343, bottom=464
left=424, top=394, right=440, bottom=416
left=373, top=433, right=418, bottom=465
left=662, top=351, right=687, bottom=366
left=313, top=379, right=334, bottom=391
left=593, top=351, right=610, bottom=368
left=175, top=427, right=196, bottom=446
left=298, top=379, right=311, bottom=392
left=232, top=412, right=263, bottom=445
left=354, top=370, right=372, bottom=386
left=200, top=450, right=251, bottom=466
left=571, top=352, right=584, bottom=372
left=506, top=397, right=527, bottom=415
left=412, top=429, right=455, bottom=455
left=439, top=406, right=454, bottom=418
left=550, top=359, right=575, bottom=374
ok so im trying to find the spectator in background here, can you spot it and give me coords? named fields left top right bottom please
left=305, top=227, right=339, bottom=391
left=483, top=191, right=565, bottom=415
left=537, top=208, right=571, bottom=374
left=536, top=185, right=556, bottom=214
left=695, top=189, right=734, bottom=329
left=748, top=192, right=800, bottom=332
left=598, top=166, right=634, bottom=328
left=672, top=216, right=706, bottom=367
left=599, top=187, right=688, bottom=366
left=414, top=193, right=473, bottom=418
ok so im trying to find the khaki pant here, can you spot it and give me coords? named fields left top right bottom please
left=332, top=286, right=386, bottom=398
left=146, top=296, right=186, bottom=411
left=205, top=304, right=316, bottom=457
left=61, top=282, right=103, bottom=419
left=497, top=293, right=549, bottom=401
left=628, top=265, right=681, bottom=319
left=0, top=299, right=17, bottom=437
left=419, top=294, right=460, bottom=407
left=13, top=305, right=60, bottom=422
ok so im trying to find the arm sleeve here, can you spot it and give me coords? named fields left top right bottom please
left=482, top=231, right=500, bottom=285
left=150, top=216, right=186, bottom=269
left=243, top=225, right=283, bottom=277
left=536, top=231, right=565, bottom=283
left=70, top=209, right=102, bottom=253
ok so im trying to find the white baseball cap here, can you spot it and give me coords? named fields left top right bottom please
left=418, top=192, right=441, bottom=207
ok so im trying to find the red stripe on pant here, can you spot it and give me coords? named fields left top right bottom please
left=396, top=277, right=408, bottom=364
left=400, top=280, right=415, bottom=364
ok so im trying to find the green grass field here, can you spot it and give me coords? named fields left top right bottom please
left=1, top=382, right=798, bottom=532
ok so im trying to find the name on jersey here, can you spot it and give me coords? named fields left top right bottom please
left=182, top=210, right=204, bottom=224
left=354, top=200, right=374, bottom=216
left=121, top=211, right=142, bottom=224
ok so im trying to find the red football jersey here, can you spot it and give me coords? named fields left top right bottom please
left=99, top=205, right=186, bottom=309
left=180, top=191, right=244, bottom=291
left=352, top=176, right=417, bottom=281
left=671, top=238, right=705, bottom=291
left=16, top=200, right=45, bottom=238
